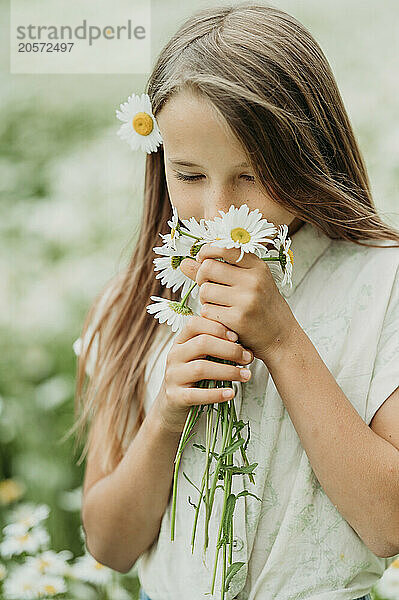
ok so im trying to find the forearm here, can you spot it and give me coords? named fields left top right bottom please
left=261, top=317, right=399, bottom=558
left=82, top=385, right=182, bottom=573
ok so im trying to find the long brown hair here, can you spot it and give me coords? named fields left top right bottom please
left=69, top=2, right=399, bottom=475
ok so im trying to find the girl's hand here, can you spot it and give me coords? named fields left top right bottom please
left=180, top=243, right=296, bottom=363
left=155, top=315, right=254, bottom=434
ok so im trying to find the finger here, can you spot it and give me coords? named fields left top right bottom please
left=182, top=385, right=236, bottom=406
left=197, top=242, right=258, bottom=267
left=175, top=359, right=252, bottom=386
left=199, top=281, right=233, bottom=307
left=199, top=303, right=234, bottom=331
left=179, top=333, right=253, bottom=364
left=195, top=258, right=239, bottom=287
left=180, top=257, right=199, bottom=282
left=174, top=314, right=238, bottom=345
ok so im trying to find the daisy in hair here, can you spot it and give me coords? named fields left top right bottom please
left=116, top=92, right=163, bottom=153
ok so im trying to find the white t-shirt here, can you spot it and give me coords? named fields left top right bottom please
left=74, top=222, right=399, bottom=599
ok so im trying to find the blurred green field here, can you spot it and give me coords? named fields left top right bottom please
left=1, top=0, right=398, bottom=598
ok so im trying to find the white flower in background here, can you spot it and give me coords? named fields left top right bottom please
left=24, top=549, right=73, bottom=576
left=375, top=558, right=399, bottom=600
left=37, top=573, right=67, bottom=597
left=3, top=503, right=50, bottom=534
left=271, top=224, right=294, bottom=287
left=0, top=525, right=50, bottom=558
left=160, top=204, right=181, bottom=250
left=206, top=204, right=277, bottom=262
left=146, top=296, right=195, bottom=333
left=105, top=580, right=133, bottom=600
left=115, top=92, right=163, bottom=153
left=153, top=235, right=199, bottom=300
left=0, top=561, right=7, bottom=580
left=70, top=552, right=113, bottom=585
left=72, top=325, right=98, bottom=378
left=58, top=485, right=83, bottom=512
left=2, top=564, right=42, bottom=599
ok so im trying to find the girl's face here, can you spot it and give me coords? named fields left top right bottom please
left=156, top=89, right=301, bottom=233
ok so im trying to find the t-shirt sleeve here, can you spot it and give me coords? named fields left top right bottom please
left=365, top=264, right=399, bottom=426
left=72, top=278, right=118, bottom=378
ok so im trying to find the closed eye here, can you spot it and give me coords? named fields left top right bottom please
left=173, top=172, right=255, bottom=182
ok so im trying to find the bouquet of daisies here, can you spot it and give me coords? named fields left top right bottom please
left=146, top=202, right=293, bottom=600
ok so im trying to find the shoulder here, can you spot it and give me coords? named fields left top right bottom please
left=326, top=238, right=399, bottom=281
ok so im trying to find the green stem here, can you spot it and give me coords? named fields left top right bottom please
left=231, top=402, right=255, bottom=485
left=171, top=404, right=202, bottom=540
left=191, top=399, right=221, bottom=553
left=180, top=281, right=198, bottom=307
left=210, top=400, right=234, bottom=596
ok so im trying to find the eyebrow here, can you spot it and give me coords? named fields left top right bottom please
left=168, top=159, right=250, bottom=168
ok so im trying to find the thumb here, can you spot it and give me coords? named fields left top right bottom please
left=180, top=257, right=199, bottom=282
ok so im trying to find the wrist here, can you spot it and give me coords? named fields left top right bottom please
left=260, top=316, right=304, bottom=369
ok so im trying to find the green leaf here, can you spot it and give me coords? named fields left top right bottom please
left=193, top=443, right=206, bottom=452
left=219, top=438, right=245, bottom=458
left=236, top=489, right=262, bottom=502
left=220, top=462, right=258, bottom=474
left=225, top=561, right=245, bottom=591
left=182, top=471, right=202, bottom=495
left=221, top=493, right=236, bottom=542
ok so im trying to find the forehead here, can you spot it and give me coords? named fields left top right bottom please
left=156, top=89, right=247, bottom=164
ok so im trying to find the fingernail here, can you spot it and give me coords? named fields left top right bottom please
left=242, top=350, right=251, bottom=362
left=226, top=330, right=238, bottom=341
left=240, top=368, right=251, bottom=380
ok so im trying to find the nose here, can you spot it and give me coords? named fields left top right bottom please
left=204, top=183, right=238, bottom=221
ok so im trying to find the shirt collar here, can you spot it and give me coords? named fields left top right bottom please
left=279, top=221, right=333, bottom=298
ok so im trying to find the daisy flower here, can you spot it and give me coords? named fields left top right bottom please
left=0, top=479, right=26, bottom=505
left=206, top=204, right=277, bottom=262
left=3, top=503, right=50, bottom=534
left=38, top=573, right=67, bottom=597
left=146, top=296, right=195, bottom=333
left=24, top=549, right=73, bottom=576
left=70, top=552, right=113, bottom=585
left=0, top=561, right=7, bottom=581
left=116, top=92, right=163, bottom=153
left=2, top=565, right=43, bottom=600
left=271, top=224, right=294, bottom=287
left=375, top=558, right=399, bottom=600
left=179, top=216, right=210, bottom=245
left=0, top=526, right=50, bottom=559
left=159, top=204, right=181, bottom=251
left=153, top=236, right=199, bottom=300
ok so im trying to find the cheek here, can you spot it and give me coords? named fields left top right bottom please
left=165, top=180, right=203, bottom=220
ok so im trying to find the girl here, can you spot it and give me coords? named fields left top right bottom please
left=71, top=4, right=399, bottom=600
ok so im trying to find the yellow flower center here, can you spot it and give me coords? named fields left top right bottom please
left=18, top=533, right=30, bottom=542
left=44, top=584, right=57, bottom=594
left=39, top=558, right=50, bottom=572
left=0, top=478, right=24, bottom=503
left=95, top=561, right=105, bottom=569
left=132, top=112, right=154, bottom=136
left=287, top=249, right=294, bottom=265
left=230, top=227, right=251, bottom=244
left=171, top=228, right=176, bottom=239
left=392, top=558, right=399, bottom=568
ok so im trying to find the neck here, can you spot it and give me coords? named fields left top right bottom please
left=288, top=217, right=305, bottom=237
